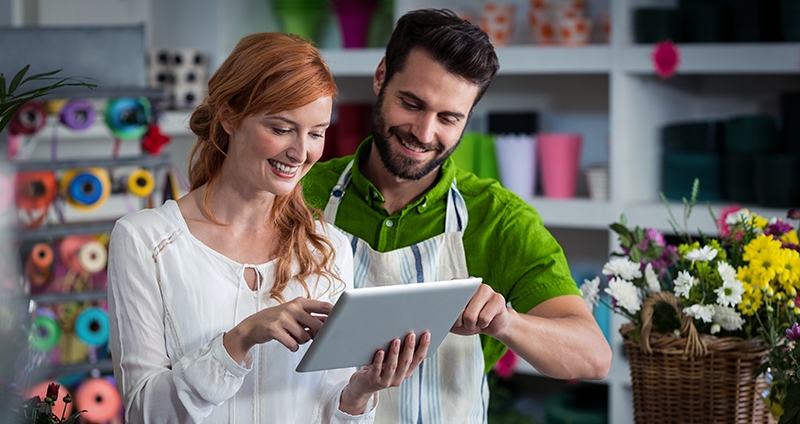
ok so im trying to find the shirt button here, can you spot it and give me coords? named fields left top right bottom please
left=385, top=220, right=394, bottom=227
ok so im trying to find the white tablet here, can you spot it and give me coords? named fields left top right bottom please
left=296, top=277, right=483, bottom=372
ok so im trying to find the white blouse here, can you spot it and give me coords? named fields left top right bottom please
left=107, top=200, right=374, bottom=424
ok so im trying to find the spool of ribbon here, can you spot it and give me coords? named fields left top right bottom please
left=61, top=168, right=111, bottom=211
left=75, top=378, right=121, bottom=423
left=26, top=242, right=54, bottom=287
left=0, top=173, right=13, bottom=213
left=77, top=240, right=108, bottom=273
left=74, top=307, right=109, bottom=347
left=9, top=101, right=47, bottom=135
left=44, top=99, right=68, bottom=115
left=31, top=314, right=61, bottom=351
left=59, top=99, right=96, bottom=130
left=15, top=171, right=57, bottom=211
left=122, top=169, right=155, bottom=197
left=104, top=97, right=152, bottom=140
left=60, top=235, right=98, bottom=273
left=25, top=381, right=73, bottom=417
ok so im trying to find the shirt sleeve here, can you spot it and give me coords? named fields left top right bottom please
left=107, top=219, right=250, bottom=423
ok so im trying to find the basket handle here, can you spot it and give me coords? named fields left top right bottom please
left=639, top=291, right=707, bottom=357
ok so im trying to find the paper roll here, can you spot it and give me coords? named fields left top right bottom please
left=77, top=241, right=108, bottom=273
left=125, top=169, right=155, bottom=197
left=15, top=171, right=57, bottom=211
left=74, top=307, right=109, bottom=347
left=60, top=235, right=97, bottom=273
left=75, top=378, right=121, bottom=423
left=104, top=97, right=152, bottom=140
left=59, top=99, right=96, bottom=130
left=30, top=242, right=54, bottom=269
left=61, top=168, right=111, bottom=211
left=10, top=101, right=47, bottom=135
left=31, top=315, right=61, bottom=351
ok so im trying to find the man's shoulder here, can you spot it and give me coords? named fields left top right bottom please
left=303, top=156, right=354, bottom=208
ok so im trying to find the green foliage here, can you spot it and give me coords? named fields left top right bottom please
left=0, top=65, right=96, bottom=133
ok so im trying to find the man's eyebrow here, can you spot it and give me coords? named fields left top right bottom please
left=397, top=90, right=467, bottom=120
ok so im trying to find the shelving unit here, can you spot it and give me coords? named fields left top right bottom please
left=5, top=0, right=799, bottom=422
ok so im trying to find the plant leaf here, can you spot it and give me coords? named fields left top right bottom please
left=0, top=73, right=6, bottom=98
left=8, top=64, right=29, bottom=94
left=20, top=68, right=63, bottom=85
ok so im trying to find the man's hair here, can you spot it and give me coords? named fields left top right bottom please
left=383, top=8, right=499, bottom=106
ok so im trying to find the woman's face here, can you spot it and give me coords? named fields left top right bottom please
left=222, top=96, right=333, bottom=197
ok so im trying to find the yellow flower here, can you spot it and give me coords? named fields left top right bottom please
left=781, top=230, right=799, bottom=246
left=779, top=248, right=800, bottom=286
left=744, top=234, right=782, bottom=262
left=753, top=215, right=769, bottom=229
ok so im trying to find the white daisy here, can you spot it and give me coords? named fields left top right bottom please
left=604, top=277, right=641, bottom=314
left=673, top=270, right=696, bottom=299
left=602, top=257, right=642, bottom=281
left=683, top=304, right=715, bottom=323
left=644, top=263, right=660, bottom=293
left=714, top=279, right=744, bottom=307
left=717, top=261, right=737, bottom=283
left=712, top=305, right=745, bottom=331
left=710, top=323, right=721, bottom=334
left=684, top=245, right=718, bottom=262
left=725, top=208, right=751, bottom=226
left=580, top=277, right=601, bottom=312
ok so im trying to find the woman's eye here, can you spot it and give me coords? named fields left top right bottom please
left=272, top=127, right=291, bottom=135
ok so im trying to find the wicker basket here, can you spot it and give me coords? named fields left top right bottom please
left=621, top=292, right=776, bottom=424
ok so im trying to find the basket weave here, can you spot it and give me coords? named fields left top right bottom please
left=621, top=292, right=776, bottom=424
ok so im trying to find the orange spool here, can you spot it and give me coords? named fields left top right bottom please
left=24, top=381, right=73, bottom=417
left=75, top=378, right=121, bottom=423
left=30, top=242, right=54, bottom=269
left=26, top=256, right=52, bottom=287
left=15, top=171, right=57, bottom=211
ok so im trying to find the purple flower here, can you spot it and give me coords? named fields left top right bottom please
left=765, top=220, right=793, bottom=237
left=788, top=209, right=800, bottom=220
left=786, top=322, right=800, bottom=341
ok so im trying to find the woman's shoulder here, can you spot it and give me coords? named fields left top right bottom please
left=315, top=220, right=350, bottom=252
left=113, top=200, right=183, bottom=241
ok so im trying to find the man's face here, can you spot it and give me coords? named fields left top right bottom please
left=371, top=49, right=480, bottom=181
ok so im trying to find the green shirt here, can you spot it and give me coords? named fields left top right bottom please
left=302, top=138, right=581, bottom=372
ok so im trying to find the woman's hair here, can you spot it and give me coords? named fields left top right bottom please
left=383, top=9, right=499, bottom=107
left=187, top=32, right=339, bottom=302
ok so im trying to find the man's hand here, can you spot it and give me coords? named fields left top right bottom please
left=450, top=284, right=511, bottom=338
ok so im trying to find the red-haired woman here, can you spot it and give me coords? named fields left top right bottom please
left=107, top=32, right=429, bottom=423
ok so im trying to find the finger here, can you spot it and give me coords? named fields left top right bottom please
left=406, top=332, right=430, bottom=378
left=392, top=333, right=416, bottom=384
left=271, top=330, right=300, bottom=352
left=477, top=296, right=507, bottom=329
left=297, top=297, right=334, bottom=315
left=283, top=320, right=314, bottom=346
left=381, top=339, right=401, bottom=380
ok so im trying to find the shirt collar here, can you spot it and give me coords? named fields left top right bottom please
left=349, top=137, right=457, bottom=214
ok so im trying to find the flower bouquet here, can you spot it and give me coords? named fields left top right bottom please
left=581, top=181, right=799, bottom=423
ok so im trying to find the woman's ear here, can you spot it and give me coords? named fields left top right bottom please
left=219, top=105, right=235, bottom=135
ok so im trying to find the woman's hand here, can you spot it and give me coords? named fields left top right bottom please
left=338, top=331, right=431, bottom=415
left=223, top=297, right=333, bottom=364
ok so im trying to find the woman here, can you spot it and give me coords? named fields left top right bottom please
left=107, top=32, right=429, bottom=423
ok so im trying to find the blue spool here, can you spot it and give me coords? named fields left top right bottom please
left=104, top=97, right=151, bottom=140
left=67, top=173, right=103, bottom=205
left=74, top=307, right=109, bottom=347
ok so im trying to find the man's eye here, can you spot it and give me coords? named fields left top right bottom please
left=310, top=132, right=325, bottom=139
left=403, top=101, right=420, bottom=111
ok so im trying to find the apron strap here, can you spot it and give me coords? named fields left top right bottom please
left=323, top=159, right=469, bottom=234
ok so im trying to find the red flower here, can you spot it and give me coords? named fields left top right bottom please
left=142, top=124, right=171, bottom=155
left=495, top=349, right=518, bottom=378
left=46, top=382, right=60, bottom=401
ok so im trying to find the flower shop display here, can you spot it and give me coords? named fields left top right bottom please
left=581, top=181, right=799, bottom=423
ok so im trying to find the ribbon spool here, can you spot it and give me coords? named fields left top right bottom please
left=123, top=169, right=155, bottom=197
left=60, top=235, right=98, bottom=273
left=26, top=242, right=54, bottom=287
left=104, top=97, right=152, bottom=140
left=59, top=99, right=96, bottom=130
left=9, top=101, right=47, bottom=135
left=15, top=171, right=58, bottom=211
left=61, top=168, right=111, bottom=211
left=0, top=173, right=12, bottom=213
left=75, top=378, right=121, bottom=423
left=31, top=314, right=62, bottom=351
left=77, top=240, right=108, bottom=273
left=25, top=381, right=73, bottom=417
left=74, top=307, right=109, bottom=347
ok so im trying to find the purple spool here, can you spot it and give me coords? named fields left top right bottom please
left=60, top=100, right=96, bottom=130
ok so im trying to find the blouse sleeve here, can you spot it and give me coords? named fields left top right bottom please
left=107, top=219, right=250, bottom=423
left=317, top=224, right=378, bottom=423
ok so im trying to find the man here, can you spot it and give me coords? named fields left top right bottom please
left=303, top=8, right=612, bottom=423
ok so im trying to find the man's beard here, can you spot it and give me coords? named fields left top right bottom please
left=370, top=92, right=461, bottom=181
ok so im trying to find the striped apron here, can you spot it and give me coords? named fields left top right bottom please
left=323, top=160, right=488, bottom=424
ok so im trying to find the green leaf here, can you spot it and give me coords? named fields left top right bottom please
left=0, top=72, right=6, bottom=98
left=8, top=64, right=29, bottom=94
left=20, top=68, right=62, bottom=86
left=610, top=223, right=632, bottom=239
left=630, top=248, right=642, bottom=263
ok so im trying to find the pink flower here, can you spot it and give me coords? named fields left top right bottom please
left=787, top=322, right=800, bottom=341
left=495, top=349, right=518, bottom=378
left=718, top=205, right=741, bottom=238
